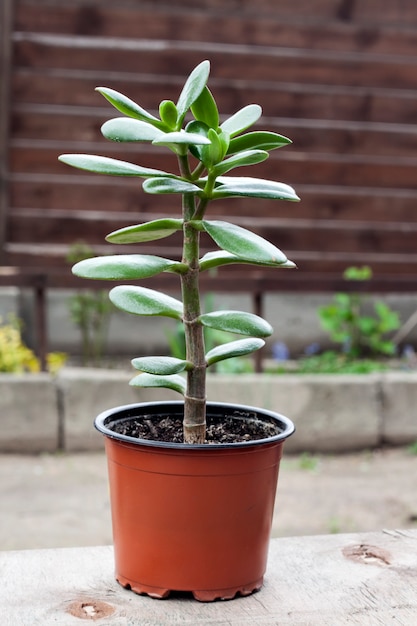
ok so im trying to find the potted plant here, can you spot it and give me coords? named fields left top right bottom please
left=59, top=60, right=298, bottom=601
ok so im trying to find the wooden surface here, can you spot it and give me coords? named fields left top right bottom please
left=1, top=530, right=416, bottom=624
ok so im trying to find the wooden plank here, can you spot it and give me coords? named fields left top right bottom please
left=10, top=141, right=417, bottom=192
left=14, top=3, right=417, bottom=56
left=0, top=531, right=416, bottom=623
left=11, top=105, right=417, bottom=157
left=12, top=67, right=417, bottom=127
left=12, top=33, right=417, bottom=91
left=10, top=176, right=417, bottom=224
left=8, top=209, right=417, bottom=257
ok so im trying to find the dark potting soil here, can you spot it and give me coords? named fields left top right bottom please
left=109, top=414, right=280, bottom=444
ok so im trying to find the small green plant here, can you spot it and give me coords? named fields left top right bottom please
left=408, top=440, right=417, bottom=456
left=298, top=452, right=319, bottom=472
left=67, top=242, right=114, bottom=366
left=59, top=60, right=299, bottom=443
left=0, top=316, right=66, bottom=373
left=318, top=266, right=400, bottom=359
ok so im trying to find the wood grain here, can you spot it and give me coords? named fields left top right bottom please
left=0, top=530, right=416, bottom=624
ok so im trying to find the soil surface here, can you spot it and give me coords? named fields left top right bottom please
left=0, top=447, right=416, bottom=550
left=110, top=414, right=280, bottom=444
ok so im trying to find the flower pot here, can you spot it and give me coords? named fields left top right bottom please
left=95, top=401, right=295, bottom=601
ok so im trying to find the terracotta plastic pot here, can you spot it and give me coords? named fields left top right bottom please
left=95, top=401, right=295, bottom=601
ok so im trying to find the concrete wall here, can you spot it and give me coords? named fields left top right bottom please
left=0, top=368, right=416, bottom=454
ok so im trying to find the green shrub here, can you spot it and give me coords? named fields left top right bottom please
left=318, top=266, right=400, bottom=358
left=0, top=316, right=66, bottom=374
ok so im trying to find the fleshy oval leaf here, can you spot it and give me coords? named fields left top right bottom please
left=212, top=150, right=268, bottom=177
left=101, top=118, right=165, bottom=143
left=109, top=285, right=183, bottom=319
left=131, top=356, right=190, bottom=375
left=152, top=130, right=211, bottom=147
left=143, top=177, right=202, bottom=195
left=227, top=131, right=292, bottom=155
left=72, top=255, right=183, bottom=281
left=58, top=154, right=173, bottom=178
left=106, top=219, right=183, bottom=244
left=191, top=86, right=219, bottom=129
left=176, top=60, right=210, bottom=123
left=96, top=87, right=164, bottom=127
left=212, top=177, right=300, bottom=201
left=220, top=105, right=262, bottom=137
left=200, top=310, right=272, bottom=337
left=206, top=338, right=265, bottom=366
left=159, top=100, right=178, bottom=129
left=129, top=372, right=186, bottom=395
left=202, top=220, right=288, bottom=264
left=199, top=250, right=296, bottom=271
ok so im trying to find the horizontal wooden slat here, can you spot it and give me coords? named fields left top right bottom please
left=8, top=214, right=417, bottom=263
left=12, top=69, right=417, bottom=126
left=12, top=105, right=417, bottom=157
left=12, top=34, right=417, bottom=90
left=10, top=142, right=417, bottom=191
left=4, top=246, right=417, bottom=284
left=10, top=176, right=417, bottom=223
left=14, top=0, right=417, bottom=28
left=14, top=3, right=417, bottom=55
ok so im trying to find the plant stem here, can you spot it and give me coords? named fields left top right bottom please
left=181, top=219, right=206, bottom=443
left=179, top=155, right=206, bottom=443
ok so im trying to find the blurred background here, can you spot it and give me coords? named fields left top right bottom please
left=2, top=0, right=417, bottom=365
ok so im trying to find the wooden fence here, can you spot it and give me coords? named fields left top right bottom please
left=2, top=0, right=417, bottom=303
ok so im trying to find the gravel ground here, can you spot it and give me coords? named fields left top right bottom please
left=1, top=447, right=416, bottom=551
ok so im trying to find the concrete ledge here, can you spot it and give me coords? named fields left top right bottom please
left=56, top=367, right=178, bottom=451
left=0, top=374, right=58, bottom=452
left=381, top=372, right=417, bottom=445
left=1, top=368, right=416, bottom=453
left=207, top=374, right=382, bottom=453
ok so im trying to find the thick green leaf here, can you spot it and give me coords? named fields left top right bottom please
left=227, top=131, right=292, bottom=155
left=212, top=150, right=268, bottom=177
left=72, top=255, right=184, bottom=280
left=206, top=128, right=225, bottom=165
left=58, top=154, right=173, bottom=178
left=109, top=285, right=183, bottom=319
left=106, top=219, right=183, bottom=244
left=159, top=100, right=178, bottom=129
left=143, top=177, right=202, bottom=195
left=200, top=310, right=273, bottom=337
left=186, top=120, right=210, bottom=161
left=220, top=105, right=262, bottom=137
left=202, top=220, right=289, bottom=264
left=176, top=60, right=210, bottom=124
left=129, top=372, right=186, bottom=395
left=101, top=118, right=165, bottom=143
left=206, top=338, right=265, bottom=366
left=96, top=87, right=165, bottom=128
left=199, top=250, right=296, bottom=271
left=131, top=356, right=190, bottom=375
left=212, top=177, right=300, bottom=201
left=191, top=86, right=219, bottom=129
left=153, top=130, right=211, bottom=147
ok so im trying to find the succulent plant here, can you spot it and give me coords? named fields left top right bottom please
left=59, top=60, right=299, bottom=443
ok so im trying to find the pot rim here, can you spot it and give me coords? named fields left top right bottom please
left=94, top=400, right=295, bottom=450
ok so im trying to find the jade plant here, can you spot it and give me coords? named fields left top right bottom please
left=59, top=60, right=299, bottom=443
